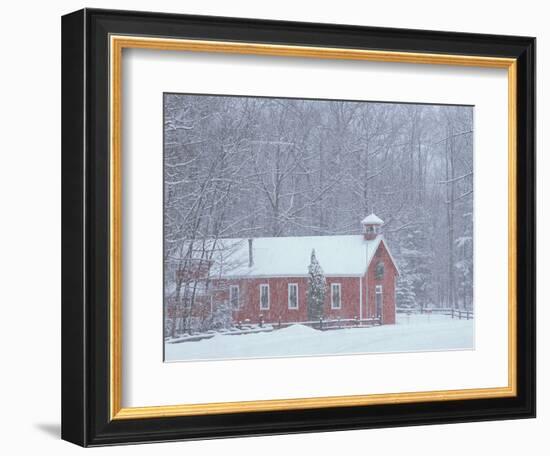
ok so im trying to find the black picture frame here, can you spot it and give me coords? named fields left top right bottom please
left=62, top=8, right=535, bottom=447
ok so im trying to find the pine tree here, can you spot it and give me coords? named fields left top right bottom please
left=394, top=222, right=434, bottom=311
left=307, top=249, right=326, bottom=321
left=208, top=301, right=233, bottom=330
left=396, top=275, right=416, bottom=310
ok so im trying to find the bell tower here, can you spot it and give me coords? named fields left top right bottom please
left=361, top=213, right=384, bottom=240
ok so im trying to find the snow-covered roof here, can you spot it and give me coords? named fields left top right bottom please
left=361, top=213, right=384, bottom=225
left=172, top=234, right=391, bottom=278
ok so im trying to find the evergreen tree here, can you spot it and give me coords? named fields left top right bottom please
left=455, top=233, right=473, bottom=309
left=396, top=275, right=416, bottom=310
left=208, top=301, right=233, bottom=330
left=307, top=249, right=326, bottom=320
left=394, top=218, right=434, bottom=310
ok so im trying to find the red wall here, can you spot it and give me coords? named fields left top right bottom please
left=324, top=277, right=361, bottom=320
left=365, top=241, right=398, bottom=324
left=218, top=276, right=362, bottom=324
left=230, top=277, right=309, bottom=324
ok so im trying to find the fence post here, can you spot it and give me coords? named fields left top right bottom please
left=319, top=317, right=323, bottom=330
left=278, top=316, right=282, bottom=329
left=259, top=314, right=264, bottom=328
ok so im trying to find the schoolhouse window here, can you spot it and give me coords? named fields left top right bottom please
left=331, top=283, right=342, bottom=309
left=229, top=285, right=240, bottom=310
left=288, top=283, right=298, bottom=309
left=375, top=262, right=385, bottom=279
left=260, top=284, right=270, bottom=310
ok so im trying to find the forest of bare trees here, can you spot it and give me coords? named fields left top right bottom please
left=164, top=93, right=473, bottom=333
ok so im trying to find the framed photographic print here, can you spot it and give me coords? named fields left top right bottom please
left=61, top=8, right=536, bottom=447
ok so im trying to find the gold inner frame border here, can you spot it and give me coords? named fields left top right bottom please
left=109, top=35, right=517, bottom=420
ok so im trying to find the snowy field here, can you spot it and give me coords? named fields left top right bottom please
left=165, top=314, right=474, bottom=362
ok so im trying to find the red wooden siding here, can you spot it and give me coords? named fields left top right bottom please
left=365, top=241, right=398, bottom=324
left=215, top=276, right=363, bottom=324
left=324, top=277, right=361, bottom=320
left=233, top=277, right=308, bottom=323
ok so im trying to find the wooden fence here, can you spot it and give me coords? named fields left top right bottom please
left=413, top=307, right=474, bottom=320
left=272, top=316, right=382, bottom=331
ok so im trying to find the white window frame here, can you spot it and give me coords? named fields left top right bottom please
left=229, top=285, right=240, bottom=310
left=259, top=284, right=270, bottom=310
left=288, top=283, right=299, bottom=309
left=331, top=283, right=342, bottom=309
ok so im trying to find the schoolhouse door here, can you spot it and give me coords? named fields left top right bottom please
left=375, top=285, right=383, bottom=319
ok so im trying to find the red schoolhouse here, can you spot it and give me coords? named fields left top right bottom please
left=212, top=214, right=399, bottom=325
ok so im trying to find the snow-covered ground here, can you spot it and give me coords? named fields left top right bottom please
left=164, top=314, right=474, bottom=362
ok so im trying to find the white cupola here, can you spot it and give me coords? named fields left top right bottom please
left=361, top=213, right=384, bottom=240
